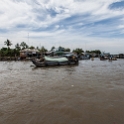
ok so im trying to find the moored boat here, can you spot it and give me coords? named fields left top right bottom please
left=100, top=55, right=108, bottom=60
left=108, top=55, right=117, bottom=61
left=31, top=53, right=79, bottom=67
left=80, top=54, right=91, bottom=60
left=100, top=53, right=109, bottom=60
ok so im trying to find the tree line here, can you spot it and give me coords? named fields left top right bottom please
left=0, top=39, right=101, bottom=57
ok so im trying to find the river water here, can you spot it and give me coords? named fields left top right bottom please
left=0, top=58, right=124, bottom=124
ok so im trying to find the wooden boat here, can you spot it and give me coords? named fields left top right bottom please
left=100, top=53, right=110, bottom=61
left=100, top=55, right=108, bottom=60
left=100, top=57, right=108, bottom=60
left=31, top=54, right=79, bottom=67
left=108, top=56, right=117, bottom=61
left=80, top=54, right=91, bottom=60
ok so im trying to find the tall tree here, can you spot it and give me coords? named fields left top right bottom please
left=20, top=42, right=28, bottom=50
left=15, top=43, right=21, bottom=50
left=58, top=46, right=65, bottom=51
left=39, top=46, right=48, bottom=53
left=4, top=39, right=12, bottom=49
left=65, top=48, right=70, bottom=52
left=86, top=50, right=101, bottom=54
left=51, top=46, right=55, bottom=51
left=29, top=46, right=35, bottom=49
left=73, top=48, right=84, bottom=55
left=36, top=46, right=39, bottom=50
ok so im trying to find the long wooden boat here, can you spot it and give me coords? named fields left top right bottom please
left=100, top=56, right=108, bottom=60
left=108, top=56, right=117, bottom=61
left=100, top=57, right=108, bottom=60
left=31, top=55, right=79, bottom=67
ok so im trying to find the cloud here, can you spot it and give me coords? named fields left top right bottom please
left=0, top=0, right=124, bottom=53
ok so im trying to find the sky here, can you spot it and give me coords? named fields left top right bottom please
left=0, top=0, right=124, bottom=53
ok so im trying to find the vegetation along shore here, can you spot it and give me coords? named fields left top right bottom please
left=0, top=39, right=124, bottom=61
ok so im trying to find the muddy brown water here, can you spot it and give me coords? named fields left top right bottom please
left=0, top=59, right=124, bottom=124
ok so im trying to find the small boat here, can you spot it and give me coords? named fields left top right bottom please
left=100, top=52, right=110, bottom=61
left=108, top=55, right=117, bottom=61
left=100, top=56, right=108, bottom=60
left=100, top=55, right=108, bottom=60
left=31, top=54, right=79, bottom=67
left=80, top=54, right=91, bottom=60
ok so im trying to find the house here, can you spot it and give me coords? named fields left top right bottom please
left=20, top=49, right=40, bottom=59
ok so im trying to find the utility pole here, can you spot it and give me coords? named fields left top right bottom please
left=28, top=33, right=29, bottom=46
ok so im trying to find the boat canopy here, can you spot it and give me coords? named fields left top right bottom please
left=44, top=56, right=68, bottom=62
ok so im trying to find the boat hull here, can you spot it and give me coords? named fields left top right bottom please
left=31, top=59, right=78, bottom=67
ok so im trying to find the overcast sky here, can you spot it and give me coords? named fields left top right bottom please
left=0, top=0, right=124, bottom=53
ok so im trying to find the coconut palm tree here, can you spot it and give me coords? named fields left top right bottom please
left=4, top=39, right=12, bottom=49
left=51, top=46, right=55, bottom=51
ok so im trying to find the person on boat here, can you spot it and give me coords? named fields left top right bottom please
left=109, top=55, right=113, bottom=60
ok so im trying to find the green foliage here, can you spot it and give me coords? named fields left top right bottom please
left=10, top=49, right=19, bottom=56
left=36, top=46, right=39, bottom=50
left=0, top=47, right=20, bottom=57
left=64, top=48, right=70, bottom=52
left=4, top=39, right=12, bottom=49
left=39, top=46, right=48, bottom=53
left=50, top=46, right=71, bottom=53
left=0, top=47, right=8, bottom=56
left=1, top=47, right=7, bottom=51
left=73, top=48, right=84, bottom=55
left=86, top=50, right=101, bottom=54
left=15, top=43, right=21, bottom=50
left=20, top=41, right=28, bottom=50
left=0, top=39, right=102, bottom=58
left=58, top=46, right=65, bottom=51
left=29, top=46, right=35, bottom=49
left=51, top=46, right=55, bottom=51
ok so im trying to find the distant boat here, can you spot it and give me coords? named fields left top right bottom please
left=31, top=53, right=79, bottom=67
left=100, top=53, right=110, bottom=60
left=108, top=55, right=117, bottom=61
left=100, top=56, right=108, bottom=60
left=80, top=54, right=91, bottom=60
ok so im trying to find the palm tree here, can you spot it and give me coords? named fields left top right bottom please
left=4, top=39, right=12, bottom=49
left=51, top=46, right=55, bottom=51
left=15, top=43, right=21, bottom=50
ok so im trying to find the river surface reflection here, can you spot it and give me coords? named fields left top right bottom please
left=0, top=59, right=124, bottom=124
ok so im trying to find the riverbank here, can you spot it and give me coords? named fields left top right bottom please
left=0, top=57, right=32, bottom=61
